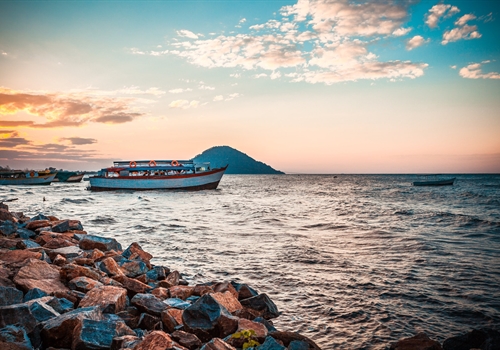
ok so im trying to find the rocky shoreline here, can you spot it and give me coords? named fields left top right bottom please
left=0, top=201, right=499, bottom=350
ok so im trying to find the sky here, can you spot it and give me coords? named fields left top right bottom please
left=0, top=0, right=499, bottom=174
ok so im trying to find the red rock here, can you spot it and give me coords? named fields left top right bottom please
left=201, top=338, right=237, bottom=350
left=135, top=273, right=148, bottom=283
left=389, top=332, right=442, bottom=350
left=237, top=318, right=268, bottom=338
left=194, top=284, right=213, bottom=296
left=131, top=293, right=167, bottom=316
left=0, top=249, right=42, bottom=264
left=172, top=330, right=202, bottom=350
left=73, top=257, right=94, bottom=266
left=0, top=237, right=19, bottom=249
left=151, top=287, right=170, bottom=300
left=79, top=235, right=122, bottom=252
left=89, top=249, right=105, bottom=260
left=43, top=237, right=76, bottom=249
left=158, top=280, right=175, bottom=288
left=211, top=291, right=243, bottom=314
left=98, top=257, right=125, bottom=277
left=132, top=330, right=173, bottom=350
left=112, top=274, right=150, bottom=297
left=0, top=209, right=15, bottom=222
left=169, top=285, right=194, bottom=300
left=13, top=259, right=69, bottom=294
left=26, top=220, right=50, bottom=231
left=138, top=313, right=162, bottom=331
left=213, top=282, right=238, bottom=300
left=53, top=254, right=67, bottom=266
left=60, top=263, right=102, bottom=282
left=98, top=276, right=124, bottom=287
left=123, top=242, right=153, bottom=263
left=161, top=308, right=184, bottom=333
left=47, top=216, right=59, bottom=221
left=68, top=276, right=103, bottom=293
left=111, top=335, right=140, bottom=350
left=79, top=285, right=128, bottom=313
left=165, top=270, right=180, bottom=286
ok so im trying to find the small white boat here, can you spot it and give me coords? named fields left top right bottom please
left=53, top=172, right=85, bottom=183
left=88, top=160, right=227, bottom=191
left=413, top=177, right=456, bottom=186
left=0, top=170, right=57, bottom=186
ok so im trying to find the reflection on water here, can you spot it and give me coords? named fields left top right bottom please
left=2, top=174, right=500, bottom=349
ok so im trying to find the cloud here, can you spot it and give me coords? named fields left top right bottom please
left=168, top=100, right=200, bottom=109
left=442, top=24, right=481, bottom=45
left=270, top=71, right=281, bottom=80
left=59, top=137, right=97, bottom=145
left=168, top=88, right=193, bottom=94
left=0, top=88, right=145, bottom=128
left=425, top=4, right=460, bottom=29
left=393, top=27, right=412, bottom=37
left=213, top=95, right=224, bottom=102
left=177, top=30, right=199, bottom=39
left=455, top=13, right=476, bottom=26
left=0, top=137, right=31, bottom=148
left=406, top=35, right=429, bottom=50
left=459, top=62, right=500, bottom=79
left=199, top=85, right=215, bottom=90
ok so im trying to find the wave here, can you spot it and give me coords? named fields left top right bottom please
left=61, top=198, right=92, bottom=204
left=89, top=216, right=117, bottom=224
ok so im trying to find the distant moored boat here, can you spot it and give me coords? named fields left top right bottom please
left=53, top=171, right=85, bottom=183
left=0, top=170, right=57, bottom=186
left=88, top=160, right=227, bottom=191
left=413, top=177, right=456, bottom=186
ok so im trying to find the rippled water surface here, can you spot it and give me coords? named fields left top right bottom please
left=2, top=174, right=500, bottom=349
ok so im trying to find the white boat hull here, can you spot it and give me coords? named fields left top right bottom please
left=88, top=167, right=226, bottom=191
left=0, top=173, right=56, bottom=186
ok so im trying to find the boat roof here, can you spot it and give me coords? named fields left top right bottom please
left=113, top=160, right=194, bottom=166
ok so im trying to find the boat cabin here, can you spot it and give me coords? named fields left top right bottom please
left=97, top=160, right=212, bottom=178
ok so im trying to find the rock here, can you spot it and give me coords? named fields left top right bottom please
left=138, top=313, right=162, bottom=331
left=29, top=301, right=61, bottom=322
left=112, top=275, right=150, bottom=297
left=288, top=340, right=310, bottom=350
left=116, top=307, right=140, bottom=329
left=154, top=266, right=168, bottom=280
left=442, top=328, right=500, bottom=350
left=16, top=228, right=36, bottom=239
left=73, top=258, right=95, bottom=266
left=0, top=237, right=19, bottom=249
left=161, top=308, right=184, bottom=333
left=89, top=249, right=105, bottom=260
left=53, top=290, right=86, bottom=306
left=120, top=260, right=149, bottom=278
left=151, top=287, right=170, bottom=300
left=0, top=250, right=42, bottom=264
left=26, top=220, right=50, bottom=231
left=111, top=335, right=140, bottom=350
left=79, top=286, right=128, bottom=313
left=200, top=338, right=237, bottom=350
left=0, top=209, right=15, bottom=223
left=0, top=325, right=33, bottom=350
left=51, top=220, right=70, bottom=233
left=183, top=293, right=239, bottom=341
left=69, top=220, right=84, bottom=231
left=231, top=282, right=258, bottom=300
left=48, top=246, right=83, bottom=260
left=16, top=239, right=41, bottom=249
left=172, top=330, right=202, bottom=350
left=253, top=317, right=277, bottom=332
left=131, top=293, right=168, bottom=317
left=237, top=318, right=268, bottom=338
left=29, top=213, right=50, bottom=222
left=61, top=263, right=102, bottom=282
left=23, top=287, right=48, bottom=302
left=122, top=242, right=153, bottom=263
left=389, top=332, right=442, bottom=350
left=14, top=259, right=69, bottom=294
left=194, top=284, right=214, bottom=297
left=132, top=330, right=173, bottom=350
left=98, top=257, right=125, bottom=277
left=79, top=235, right=122, bottom=252
left=0, top=303, right=37, bottom=333
left=53, top=254, right=67, bottom=266
left=46, top=297, right=74, bottom=314
left=258, top=336, right=286, bottom=350
left=239, top=294, right=280, bottom=320
left=99, top=276, right=124, bottom=288
left=213, top=282, right=239, bottom=300
left=41, top=306, right=102, bottom=349
left=0, top=220, right=17, bottom=236
left=169, top=285, right=194, bottom=300
left=269, top=331, right=322, bottom=350
left=211, top=291, right=243, bottom=314
left=165, top=270, right=180, bottom=287
left=163, top=297, right=192, bottom=310
left=43, top=237, right=76, bottom=249
left=0, top=286, right=23, bottom=306
left=69, top=276, right=104, bottom=293
left=72, top=318, right=128, bottom=350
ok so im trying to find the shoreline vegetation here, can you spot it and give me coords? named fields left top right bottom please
left=0, top=200, right=498, bottom=350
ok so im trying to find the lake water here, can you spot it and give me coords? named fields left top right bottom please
left=2, top=174, right=500, bottom=349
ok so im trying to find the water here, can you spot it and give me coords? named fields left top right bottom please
left=2, top=174, right=500, bottom=349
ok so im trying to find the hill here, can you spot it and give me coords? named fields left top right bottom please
left=192, top=146, right=285, bottom=174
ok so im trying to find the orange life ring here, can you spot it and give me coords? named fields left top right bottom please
left=148, top=160, right=157, bottom=167
left=129, top=161, right=137, bottom=168
left=171, top=160, right=179, bottom=167
left=30, top=171, right=35, bottom=177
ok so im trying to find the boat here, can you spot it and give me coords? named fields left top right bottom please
left=53, top=171, right=85, bottom=183
left=412, top=177, right=456, bottom=186
left=0, top=170, right=57, bottom=186
left=88, top=160, right=227, bottom=191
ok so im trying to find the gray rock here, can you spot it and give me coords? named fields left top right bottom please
left=443, top=328, right=500, bottom=350
left=163, top=298, right=192, bottom=310
left=0, top=220, right=17, bottom=236
left=0, top=325, right=33, bottom=350
left=130, top=293, right=167, bottom=317
left=51, top=220, right=70, bottom=233
left=16, top=228, right=36, bottom=239
left=46, top=297, right=74, bottom=314
left=16, top=239, right=41, bottom=249
left=28, top=213, right=50, bottom=222
left=288, top=340, right=310, bottom=350
left=29, top=301, right=60, bottom=323
left=49, top=246, right=83, bottom=260
left=240, top=294, right=280, bottom=319
left=258, top=336, right=286, bottom=350
left=0, top=303, right=37, bottom=333
left=23, top=288, right=48, bottom=302
left=0, top=286, right=23, bottom=306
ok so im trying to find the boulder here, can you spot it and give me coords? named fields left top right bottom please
left=69, top=220, right=84, bottom=231
left=0, top=250, right=42, bottom=264
left=137, top=313, right=162, bottom=331
left=200, top=338, right=237, bottom=350
left=0, top=286, right=23, bottom=306
left=0, top=209, right=15, bottom=223
left=213, top=282, right=239, bottom=300
left=0, top=237, right=19, bottom=249
left=41, top=306, right=102, bottom=349
left=163, top=297, right=191, bottom=310
left=79, top=235, right=122, bottom=252
left=151, top=287, right=170, bottom=300
left=0, top=303, right=37, bottom=333
left=110, top=335, right=140, bottom=350
left=237, top=318, right=268, bottom=339
left=73, top=258, right=95, bottom=266
left=132, top=330, right=173, bottom=350
left=79, top=286, right=128, bottom=313
left=89, top=248, right=105, bottom=260
left=98, top=257, right=125, bottom=277
left=23, top=287, right=48, bottom=302
left=69, top=276, right=104, bottom=293
left=29, top=301, right=60, bottom=323
left=161, top=308, right=183, bottom=333
left=26, top=220, right=50, bottom=231
left=288, top=340, right=310, bottom=350
left=112, top=275, right=150, bottom=297
left=269, top=331, right=322, bottom=350
left=16, top=239, right=41, bottom=249
left=231, top=282, right=258, bottom=300
left=48, top=246, right=83, bottom=260
left=239, top=294, right=280, bottom=319
left=194, top=284, right=214, bottom=297
left=442, top=328, right=500, bottom=350
left=60, top=263, right=102, bottom=282
left=0, top=325, right=33, bottom=350
left=389, top=333, right=442, bottom=350
left=172, top=330, right=202, bottom=350
left=0, top=220, right=17, bottom=236
left=72, top=318, right=131, bottom=350
left=211, top=291, right=243, bottom=314
left=13, top=259, right=69, bottom=294
left=182, top=293, right=239, bottom=341
left=120, top=260, right=148, bottom=278
left=53, top=254, right=67, bottom=266
left=46, top=297, right=74, bottom=314
left=258, top=336, right=286, bottom=350
left=43, top=237, right=76, bottom=249
left=16, top=228, right=36, bottom=240
left=122, top=242, right=153, bottom=263
left=165, top=270, right=180, bottom=287
left=51, top=220, right=70, bottom=233
left=131, top=293, right=168, bottom=317
left=116, top=307, right=140, bottom=329
left=28, top=213, right=50, bottom=222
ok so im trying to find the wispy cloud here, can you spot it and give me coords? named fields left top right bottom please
left=0, top=87, right=146, bottom=128
left=177, top=29, right=199, bottom=39
left=59, top=137, right=97, bottom=145
left=459, top=61, right=500, bottom=79
left=168, top=99, right=200, bottom=109
left=168, top=88, right=193, bottom=94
